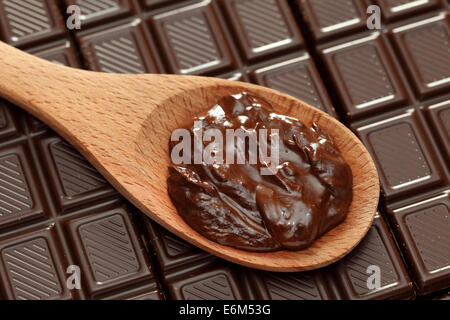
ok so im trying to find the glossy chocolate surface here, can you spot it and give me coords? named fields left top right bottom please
left=168, top=93, right=352, bottom=251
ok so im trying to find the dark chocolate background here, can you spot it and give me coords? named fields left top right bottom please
left=0, top=0, right=448, bottom=300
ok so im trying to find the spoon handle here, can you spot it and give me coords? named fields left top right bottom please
left=0, top=41, right=71, bottom=115
left=0, top=41, right=134, bottom=139
left=0, top=41, right=189, bottom=131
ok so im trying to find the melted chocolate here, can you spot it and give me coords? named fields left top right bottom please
left=168, top=93, right=353, bottom=251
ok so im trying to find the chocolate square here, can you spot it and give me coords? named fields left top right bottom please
left=248, top=52, right=337, bottom=117
left=375, top=0, right=444, bottom=22
left=36, top=135, right=116, bottom=213
left=0, top=143, right=45, bottom=230
left=79, top=19, right=163, bottom=73
left=143, top=218, right=211, bottom=274
left=27, top=40, right=80, bottom=67
left=0, top=0, right=65, bottom=48
left=320, top=32, right=409, bottom=119
left=102, top=281, right=164, bottom=300
left=167, top=263, right=249, bottom=300
left=424, top=98, right=450, bottom=160
left=332, top=215, right=414, bottom=300
left=149, top=1, right=236, bottom=75
left=220, top=0, right=304, bottom=63
left=0, top=100, right=20, bottom=141
left=354, top=108, right=444, bottom=200
left=248, top=269, right=334, bottom=300
left=387, top=191, right=450, bottom=295
left=389, top=13, right=450, bottom=100
left=0, top=227, right=72, bottom=300
left=65, top=0, right=136, bottom=28
left=65, top=206, right=154, bottom=297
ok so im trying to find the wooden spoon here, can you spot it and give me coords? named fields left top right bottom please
left=0, top=41, right=379, bottom=272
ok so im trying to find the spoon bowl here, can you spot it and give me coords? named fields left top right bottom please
left=0, top=41, right=379, bottom=271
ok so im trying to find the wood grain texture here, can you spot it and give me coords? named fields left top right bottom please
left=0, top=41, right=379, bottom=271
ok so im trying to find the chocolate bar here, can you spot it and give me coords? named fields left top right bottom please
left=0, top=0, right=448, bottom=300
